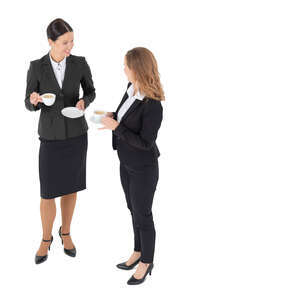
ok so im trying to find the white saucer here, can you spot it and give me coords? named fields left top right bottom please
left=61, top=107, right=84, bottom=118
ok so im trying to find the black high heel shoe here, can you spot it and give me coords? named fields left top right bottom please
left=59, top=226, right=76, bottom=257
left=116, top=257, right=141, bottom=270
left=127, top=263, right=154, bottom=285
left=35, top=236, right=53, bottom=264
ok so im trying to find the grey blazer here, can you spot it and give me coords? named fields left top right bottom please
left=25, top=53, right=96, bottom=140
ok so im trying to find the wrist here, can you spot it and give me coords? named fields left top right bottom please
left=113, top=122, right=119, bottom=130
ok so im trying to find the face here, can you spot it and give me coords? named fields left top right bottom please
left=124, top=57, right=136, bottom=83
left=48, top=31, right=74, bottom=58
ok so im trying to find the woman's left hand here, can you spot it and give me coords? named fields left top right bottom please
left=76, top=99, right=85, bottom=110
left=99, top=117, right=119, bottom=130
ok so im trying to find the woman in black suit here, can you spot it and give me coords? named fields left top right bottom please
left=24, top=19, right=96, bottom=264
left=100, top=47, right=164, bottom=285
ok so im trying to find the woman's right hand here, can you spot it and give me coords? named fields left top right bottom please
left=106, top=112, right=114, bottom=118
left=30, top=92, right=43, bottom=106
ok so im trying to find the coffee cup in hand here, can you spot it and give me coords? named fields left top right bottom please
left=41, top=93, right=56, bottom=106
left=92, top=110, right=107, bottom=123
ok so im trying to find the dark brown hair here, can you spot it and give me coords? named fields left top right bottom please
left=47, top=18, right=73, bottom=41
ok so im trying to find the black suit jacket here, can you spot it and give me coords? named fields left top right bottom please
left=112, top=83, right=163, bottom=166
left=25, top=53, right=96, bottom=140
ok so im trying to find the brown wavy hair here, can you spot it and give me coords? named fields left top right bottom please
left=125, top=47, right=165, bottom=101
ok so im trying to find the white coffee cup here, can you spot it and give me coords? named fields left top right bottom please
left=41, top=93, right=56, bottom=106
left=92, top=110, right=107, bottom=123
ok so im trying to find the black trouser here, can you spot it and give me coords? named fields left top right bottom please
left=120, top=162, right=159, bottom=263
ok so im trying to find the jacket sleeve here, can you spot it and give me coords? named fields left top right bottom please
left=24, top=62, right=41, bottom=111
left=113, top=99, right=163, bottom=150
left=80, top=57, right=96, bottom=108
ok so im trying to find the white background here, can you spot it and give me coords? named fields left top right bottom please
left=0, top=0, right=299, bottom=299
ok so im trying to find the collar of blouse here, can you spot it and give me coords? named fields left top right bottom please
left=127, top=83, right=145, bottom=101
left=49, top=53, right=66, bottom=70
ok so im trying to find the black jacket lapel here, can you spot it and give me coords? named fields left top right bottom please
left=116, top=92, right=129, bottom=115
left=120, top=99, right=142, bottom=122
left=41, top=53, right=75, bottom=93
left=115, top=82, right=134, bottom=115
left=41, top=54, right=61, bottom=92
left=62, top=55, right=75, bottom=91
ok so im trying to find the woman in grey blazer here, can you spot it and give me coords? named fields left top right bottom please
left=24, top=18, right=95, bottom=264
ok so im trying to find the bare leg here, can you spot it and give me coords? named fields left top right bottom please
left=126, top=251, right=141, bottom=266
left=133, top=262, right=151, bottom=279
left=36, top=198, right=56, bottom=256
left=60, top=192, right=77, bottom=249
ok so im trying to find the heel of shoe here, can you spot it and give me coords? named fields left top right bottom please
left=149, top=263, right=154, bottom=275
left=58, top=226, right=63, bottom=244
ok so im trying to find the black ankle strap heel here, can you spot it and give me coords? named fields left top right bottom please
left=35, top=236, right=53, bottom=265
left=59, top=226, right=76, bottom=258
left=42, top=236, right=53, bottom=250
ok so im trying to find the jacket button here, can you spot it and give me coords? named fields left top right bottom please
left=59, top=93, right=64, bottom=97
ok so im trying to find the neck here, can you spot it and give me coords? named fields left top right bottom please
left=133, top=82, right=139, bottom=96
left=50, top=51, right=65, bottom=63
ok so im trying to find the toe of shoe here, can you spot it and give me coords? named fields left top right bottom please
left=35, top=255, right=48, bottom=264
left=64, top=248, right=76, bottom=257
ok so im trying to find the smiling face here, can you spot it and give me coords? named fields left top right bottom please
left=48, top=31, right=74, bottom=58
left=124, top=56, right=136, bottom=84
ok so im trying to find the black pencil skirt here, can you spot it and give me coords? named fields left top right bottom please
left=39, top=133, right=88, bottom=199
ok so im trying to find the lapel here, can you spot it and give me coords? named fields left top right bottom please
left=41, top=53, right=75, bottom=93
left=115, top=83, right=144, bottom=122
left=120, top=99, right=142, bottom=122
left=62, top=55, right=75, bottom=91
left=116, top=82, right=135, bottom=114
left=116, top=92, right=129, bottom=115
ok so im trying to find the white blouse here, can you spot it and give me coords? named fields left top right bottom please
left=117, top=84, right=145, bottom=122
left=49, top=53, right=66, bottom=89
